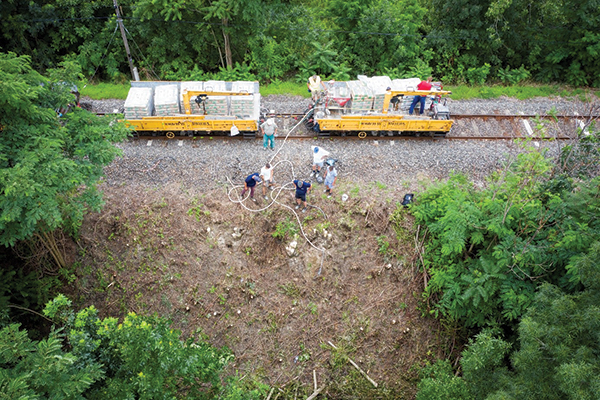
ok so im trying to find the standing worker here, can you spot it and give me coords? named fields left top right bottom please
left=311, top=146, right=330, bottom=178
left=293, top=179, right=311, bottom=213
left=260, top=118, right=277, bottom=150
left=323, top=164, right=338, bottom=198
left=240, top=173, right=261, bottom=202
left=260, top=163, right=274, bottom=200
left=409, top=77, right=433, bottom=115
left=307, top=74, right=323, bottom=102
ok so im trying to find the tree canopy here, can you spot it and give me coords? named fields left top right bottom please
left=0, top=295, right=265, bottom=399
left=417, top=243, right=600, bottom=400
left=409, top=124, right=600, bottom=398
left=411, top=144, right=600, bottom=329
left=1, top=0, right=598, bottom=85
left=0, top=52, right=129, bottom=266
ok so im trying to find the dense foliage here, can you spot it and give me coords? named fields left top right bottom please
left=0, top=52, right=130, bottom=325
left=1, top=0, right=598, bottom=85
left=408, top=122, right=600, bottom=397
left=416, top=244, right=600, bottom=399
left=412, top=157, right=598, bottom=328
left=0, top=295, right=264, bottom=399
left=0, top=53, right=129, bottom=259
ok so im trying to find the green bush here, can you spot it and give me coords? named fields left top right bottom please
left=36, top=294, right=265, bottom=399
left=417, top=359, right=472, bottom=400
left=465, top=63, right=491, bottom=85
left=416, top=245, right=600, bottom=400
left=498, top=65, right=531, bottom=85
left=408, top=147, right=600, bottom=328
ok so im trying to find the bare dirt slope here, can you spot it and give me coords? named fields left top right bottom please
left=72, top=182, right=445, bottom=398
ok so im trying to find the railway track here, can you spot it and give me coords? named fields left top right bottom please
left=262, top=112, right=596, bottom=120
left=133, top=133, right=572, bottom=142
left=96, top=112, right=595, bottom=141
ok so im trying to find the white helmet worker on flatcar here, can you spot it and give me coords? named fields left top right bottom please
left=307, top=74, right=322, bottom=101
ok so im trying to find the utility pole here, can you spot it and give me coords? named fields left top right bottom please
left=113, top=0, right=139, bottom=81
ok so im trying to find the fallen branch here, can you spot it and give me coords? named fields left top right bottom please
left=313, top=370, right=317, bottom=392
left=266, top=387, right=275, bottom=400
left=327, top=341, right=378, bottom=388
left=414, top=225, right=429, bottom=288
left=306, top=387, right=323, bottom=400
left=8, top=304, right=54, bottom=323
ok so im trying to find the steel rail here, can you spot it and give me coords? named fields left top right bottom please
left=262, top=113, right=598, bottom=120
left=134, top=134, right=572, bottom=142
left=102, top=112, right=591, bottom=141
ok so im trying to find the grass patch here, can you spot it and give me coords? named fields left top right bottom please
left=81, top=83, right=130, bottom=99
left=81, top=80, right=599, bottom=102
left=447, top=84, right=599, bottom=101
left=260, top=81, right=310, bottom=97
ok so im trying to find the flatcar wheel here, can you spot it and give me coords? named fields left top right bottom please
left=166, top=131, right=175, bottom=139
left=358, top=131, right=367, bottom=139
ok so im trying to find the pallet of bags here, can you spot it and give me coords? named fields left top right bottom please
left=360, top=76, right=392, bottom=112
left=154, top=84, right=180, bottom=116
left=180, top=81, right=204, bottom=114
left=347, top=80, right=373, bottom=114
left=203, top=80, right=228, bottom=116
left=124, top=87, right=153, bottom=119
left=230, top=81, right=257, bottom=118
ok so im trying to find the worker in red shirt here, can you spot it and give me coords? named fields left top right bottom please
left=409, top=77, right=433, bottom=115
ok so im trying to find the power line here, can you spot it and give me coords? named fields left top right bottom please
left=85, top=25, right=118, bottom=84
left=123, top=26, right=160, bottom=80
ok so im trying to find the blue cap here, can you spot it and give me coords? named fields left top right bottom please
left=314, top=147, right=319, bottom=153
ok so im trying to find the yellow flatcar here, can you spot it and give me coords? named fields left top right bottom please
left=122, top=77, right=453, bottom=138
left=307, top=77, right=453, bottom=136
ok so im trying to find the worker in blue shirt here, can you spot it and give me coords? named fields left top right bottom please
left=293, top=179, right=311, bottom=213
left=241, top=173, right=261, bottom=201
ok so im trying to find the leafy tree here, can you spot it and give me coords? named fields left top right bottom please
left=410, top=145, right=600, bottom=328
left=416, top=242, right=600, bottom=400
left=0, top=323, right=103, bottom=399
left=44, top=295, right=234, bottom=399
left=1, top=0, right=599, bottom=84
left=427, top=0, right=600, bottom=84
left=0, top=52, right=129, bottom=266
left=134, top=0, right=266, bottom=73
left=348, top=0, right=429, bottom=75
left=0, top=0, right=113, bottom=71
left=1, top=295, right=265, bottom=399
